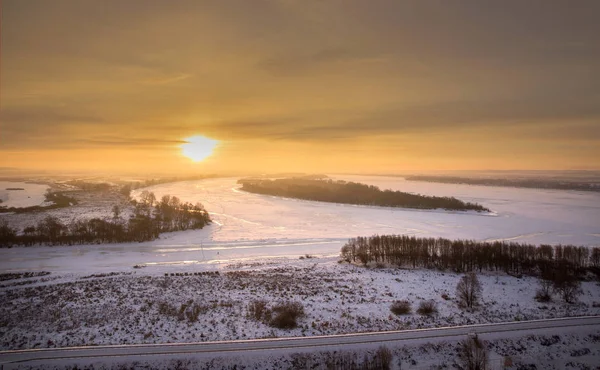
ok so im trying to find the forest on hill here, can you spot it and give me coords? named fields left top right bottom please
left=238, top=178, right=490, bottom=212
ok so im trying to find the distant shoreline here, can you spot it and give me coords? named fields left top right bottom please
left=404, top=175, right=600, bottom=192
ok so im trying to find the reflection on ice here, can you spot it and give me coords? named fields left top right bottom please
left=145, top=260, right=201, bottom=266
left=154, top=240, right=341, bottom=253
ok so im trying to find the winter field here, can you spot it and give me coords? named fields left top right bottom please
left=1, top=176, right=600, bottom=368
left=2, top=260, right=600, bottom=369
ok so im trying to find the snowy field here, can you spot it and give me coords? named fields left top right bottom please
left=1, top=176, right=599, bottom=273
left=0, top=181, right=49, bottom=208
left=2, top=259, right=599, bottom=350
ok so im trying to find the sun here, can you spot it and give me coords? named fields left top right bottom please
left=181, top=135, right=218, bottom=162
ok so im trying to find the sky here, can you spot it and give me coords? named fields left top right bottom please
left=1, top=0, right=600, bottom=175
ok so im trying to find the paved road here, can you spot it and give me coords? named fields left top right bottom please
left=1, top=316, right=599, bottom=368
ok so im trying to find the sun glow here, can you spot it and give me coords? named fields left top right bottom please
left=181, top=136, right=218, bottom=162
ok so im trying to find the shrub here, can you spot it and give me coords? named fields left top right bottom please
left=158, top=300, right=207, bottom=322
left=185, top=303, right=208, bottom=322
left=158, top=301, right=177, bottom=316
left=269, top=301, right=305, bottom=329
left=247, top=299, right=271, bottom=322
left=390, top=300, right=411, bottom=315
left=372, top=346, right=393, bottom=370
left=554, top=279, right=582, bottom=304
left=321, top=346, right=392, bottom=370
left=535, top=289, right=552, bottom=303
left=535, top=280, right=553, bottom=302
left=417, top=300, right=438, bottom=316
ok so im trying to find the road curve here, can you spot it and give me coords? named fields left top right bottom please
left=1, top=316, right=599, bottom=367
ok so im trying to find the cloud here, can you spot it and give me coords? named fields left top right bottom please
left=79, top=137, right=187, bottom=147
left=1, top=106, right=106, bottom=147
left=140, top=74, right=193, bottom=85
left=1, top=106, right=104, bottom=126
left=1, top=0, right=599, bottom=170
left=257, top=47, right=387, bottom=75
left=210, top=92, right=600, bottom=142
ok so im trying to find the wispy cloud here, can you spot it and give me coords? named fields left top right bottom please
left=140, top=73, right=193, bottom=85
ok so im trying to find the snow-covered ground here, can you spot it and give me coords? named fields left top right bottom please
left=11, top=328, right=600, bottom=370
left=1, top=258, right=599, bottom=352
left=0, top=181, right=49, bottom=208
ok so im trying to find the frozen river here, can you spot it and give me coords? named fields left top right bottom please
left=2, top=176, right=599, bottom=272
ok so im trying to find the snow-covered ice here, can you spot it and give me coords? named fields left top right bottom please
left=134, top=176, right=600, bottom=245
left=2, top=176, right=599, bottom=273
left=0, top=181, right=49, bottom=208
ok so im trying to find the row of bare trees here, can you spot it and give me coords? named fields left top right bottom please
left=341, top=235, right=600, bottom=277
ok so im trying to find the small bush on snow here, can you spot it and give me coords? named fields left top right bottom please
left=417, top=300, right=438, bottom=316
left=390, top=300, right=411, bottom=315
left=247, top=299, right=271, bottom=322
left=158, top=300, right=208, bottom=322
left=269, top=301, right=305, bottom=329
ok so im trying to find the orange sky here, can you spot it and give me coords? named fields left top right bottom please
left=1, top=1, right=599, bottom=175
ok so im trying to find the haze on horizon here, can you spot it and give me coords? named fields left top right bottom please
left=1, top=0, right=599, bottom=175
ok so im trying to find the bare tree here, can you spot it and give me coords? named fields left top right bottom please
left=370, top=346, right=393, bottom=370
left=534, top=279, right=553, bottom=302
left=551, top=268, right=583, bottom=304
left=456, top=272, right=482, bottom=310
left=112, top=204, right=121, bottom=220
left=138, top=190, right=157, bottom=217
left=459, top=335, right=488, bottom=370
left=554, top=279, right=582, bottom=304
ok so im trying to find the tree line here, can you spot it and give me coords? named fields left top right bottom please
left=118, top=174, right=220, bottom=197
left=238, top=178, right=490, bottom=212
left=405, top=175, right=600, bottom=192
left=341, top=234, right=600, bottom=278
left=0, top=191, right=211, bottom=247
